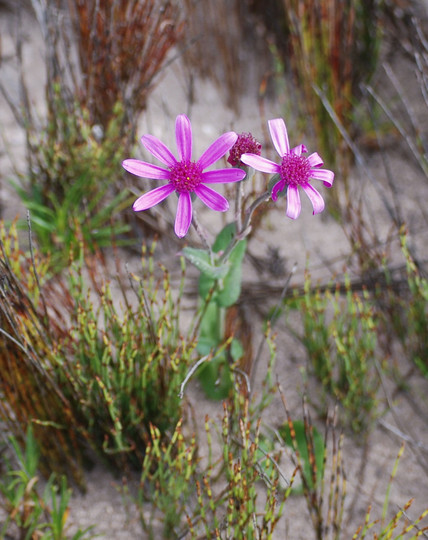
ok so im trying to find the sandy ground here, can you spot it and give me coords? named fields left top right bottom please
left=1, top=3, right=428, bottom=539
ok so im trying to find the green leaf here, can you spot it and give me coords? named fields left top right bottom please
left=212, top=222, right=236, bottom=252
left=197, top=353, right=233, bottom=400
left=216, top=238, right=247, bottom=307
left=278, top=420, right=325, bottom=491
left=198, top=271, right=216, bottom=300
left=230, top=338, right=244, bottom=362
left=181, top=247, right=230, bottom=279
left=197, top=301, right=221, bottom=354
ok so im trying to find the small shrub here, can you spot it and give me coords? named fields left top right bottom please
left=0, top=427, right=94, bottom=540
left=281, top=0, right=382, bottom=166
left=352, top=444, right=428, bottom=539
left=12, top=96, right=131, bottom=271
left=57, top=241, right=195, bottom=468
left=0, top=220, right=195, bottom=477
left=289, top=272, right=379, bottom=432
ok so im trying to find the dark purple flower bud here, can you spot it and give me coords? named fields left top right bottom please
left=227, top=132, right=262, bottom=167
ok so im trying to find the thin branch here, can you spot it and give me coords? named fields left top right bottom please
left=179, top=355, right=210, bottom=399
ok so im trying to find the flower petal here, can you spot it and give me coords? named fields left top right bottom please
left=141, top=134, right=177, bottom=167
left=175, top=191, right=192, bottom=237
left=195, top=184, right=229, bottom=212
left=291, top=144, right=307, bottom=156
left=240, top=154, right=280, bottom=174
left=133, top=184, right=175, bottom=211
left=286, top=185, right=301, bottom=219
left=271, top=179, right=285, bottom=201
left=307, top=152, right=323, bottom=168
left=202, top=168, right=246, bottom=184
left=301, top=182, right=325, bottom=214
left=198, top=132, right=238, bottom=170
left=310, top=168, right=334, bottom=187
left=268, top=118, right=290, bottom=156
left=122, top=159, right=171, bottom=180
left=176, top=114, right=192, bottom=162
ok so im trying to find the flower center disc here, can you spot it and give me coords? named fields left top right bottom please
left=169, top=160, right=203, bottom=193
left=280, top=153, right=311, bottom=187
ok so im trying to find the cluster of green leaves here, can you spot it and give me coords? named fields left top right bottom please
left=398, top=234, right=428, bottom=375
left=0, top=220, right=194, bottom=478
left=0, top=427, right=93, bottom=540
left=0, top=220, right=85, bottom=482
left=288, top=272, right=379, bottom=432
left=12, top=90, right=131, bottom=272
left=375, top=230, right=428, bottom=378
left=124, top=329, right=284, bottom=539
left=352, top=445, right=428, bottom=539
left=57, top=242, right=195, bottom=467
left=183, top=223, right=247, bottom=400
left=136, top=400, right=288, bottom=539
left=137, top=420, right=198, bottom=538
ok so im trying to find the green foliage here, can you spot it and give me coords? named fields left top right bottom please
left=352, top=445, right=428, bottom=539
left=281, top=0, right=382, bottom=168
left=0, top=220, right=85, bottom=483
left=0, top=427, right=94, bottom=540
left=182, top=223, right=247, bottom=401
left=56, top=244, right=195, bottom=466
left=130, top=329, right=283, bottom=539
left=276, top=395, right=346, bottom=540
left=278, top=419, right=325, bottom=492
left=400, top=234, right=428, bottom=375
left=290, top=272, right=379, bottom=432
left=138, top=420, right=198, bottom=538
left=12, top=92, right=131, bottom=272
left=0, top=220, right=194, bottom=476
left=181, top=247, right=230, bottom=280
left=195, top=223, right=247, bottom=307
left=186, top=397, right=288, bottom=539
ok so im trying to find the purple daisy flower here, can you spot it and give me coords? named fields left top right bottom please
left=123, top=114, right=246, bottom=237
left=241, top=118, right=334, bottom=219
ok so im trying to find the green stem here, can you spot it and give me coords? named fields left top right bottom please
left=219, top=190, right=270, bottom=265
left=191, top=209, right=214, bottom=263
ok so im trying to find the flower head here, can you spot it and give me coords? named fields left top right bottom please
left=241, top=118, right=334, bottom=219
left=227, top=132, right=262, bottom=167
left=122, top=114, right=246, bottom=237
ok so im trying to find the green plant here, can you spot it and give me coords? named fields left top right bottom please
left=400, top=233, right=428, bottom=375
left=189, top=222, right=247, bottom=400
left=131, top=326, right=284, bottom=539
left=352, top=444, right=428, bottom=539
left=0, top=220, right=195, bottom=477
left=11, top=92, right=131, bottom=271
left=0, top=427, right=94, bottom=540
left=0, top=220, right=85, bottom=484
left=137, top=419, right=198, bottom=538
left=56, top=241, right=196, bottom=467
left=289, top=272, right=379, bottom=432
left=277, top=390, right=346, bottom=540
left=282, top=0, right=381, bottom=156
left=184, top=400, right=289, bottom=539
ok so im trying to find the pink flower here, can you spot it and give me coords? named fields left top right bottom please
left=227, top=132, right=262, bottom=167
left=241, top=118, right=334, bottom=219
left=123, top=114, right=246, bottom=237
